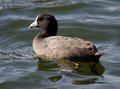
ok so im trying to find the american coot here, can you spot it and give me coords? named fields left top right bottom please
left=28, top=14, right=102, bottom=63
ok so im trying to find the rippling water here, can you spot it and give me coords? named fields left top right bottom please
left=0, top=0, right=120, bottom=89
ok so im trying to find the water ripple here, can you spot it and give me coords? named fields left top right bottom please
left=0, top=48, right=33, bottom=60
left=0, top=0, right=81, bottom=10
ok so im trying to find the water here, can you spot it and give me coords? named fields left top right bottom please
left=0, top=0, right=120, bottom=89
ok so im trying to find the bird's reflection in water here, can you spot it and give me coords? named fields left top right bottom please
left=36, top=57, right=105, bottom=84
left=37, top=57, right=104, bottom=76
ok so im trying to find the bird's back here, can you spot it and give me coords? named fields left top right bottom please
left=33, top=36, right=102, bottom=62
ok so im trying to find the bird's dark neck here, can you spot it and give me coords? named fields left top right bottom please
left=36, top=26, right=58, bottom=38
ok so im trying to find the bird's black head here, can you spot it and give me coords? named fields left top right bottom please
left=28, top=14, right=58, bottom=37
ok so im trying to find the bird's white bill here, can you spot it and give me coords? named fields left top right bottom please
left=28, top=15, right=39, bottom=29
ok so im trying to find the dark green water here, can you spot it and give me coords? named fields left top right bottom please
left=0, top=0, right=120, bottom=89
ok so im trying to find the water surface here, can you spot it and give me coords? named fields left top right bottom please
left=0, top=0, right=120, bottom=89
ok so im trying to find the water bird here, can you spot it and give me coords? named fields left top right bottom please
left=28, top=14, right=102, bottom=68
